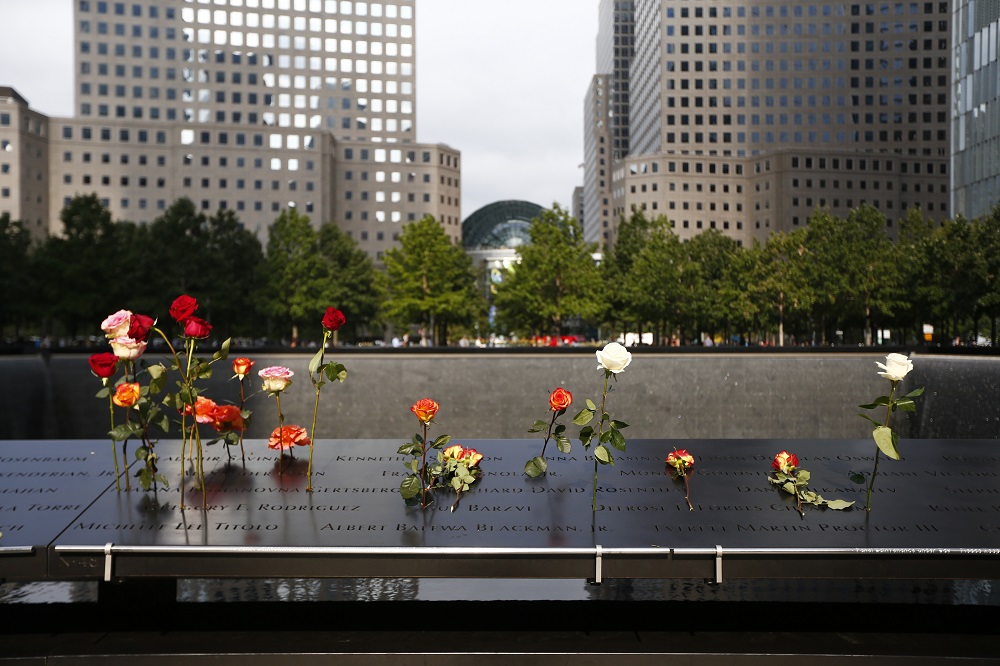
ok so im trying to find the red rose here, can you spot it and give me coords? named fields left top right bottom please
left=411, top=398, right=439, bottom=425
left=169, top=294, right=198, bottom=322
left=666, top=449, right=695, bottom=472
left=127, top=313, right=155, bottom=343
left=322, top=307, right=346, bottom=332
left=88, top=352, right=119, bottom=379
left=182, top=316, right=212, bottom=339
left=549, top=387, right=573, bottom=412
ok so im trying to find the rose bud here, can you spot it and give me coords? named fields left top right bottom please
left=322, top=307, right=346, bottom=332
left=88, top=352, right=119, bottom=380
left=232, top=357, right=255, bottom=380
left=411, top=398, right=439, bottom=424
left=549, top=387, right=573, bottom=412
left=182, top=316, right=213, bottom=339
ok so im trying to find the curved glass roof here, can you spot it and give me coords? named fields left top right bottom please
left=462, top=200, right=544, bottom=250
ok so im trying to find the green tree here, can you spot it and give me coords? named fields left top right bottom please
left=204, top=208, right=265, bottom=336
left=748, top=229, right=814, bottom=346
left=684, top=229, right=742, bottom=342
left=262, top=208, right=329, bottom=344
left=624, top=224, right=687, bottom=344
left=601, top=211, right=664, bottom=339
left=34, top=194, right=138, bottom=337
left=383, top=215, right=480, bottom=346
left=493, top=205, right=603, bottom=337
left=317, top=222, right=382, bottom=340
left=0, top=214, right=33, bottom=337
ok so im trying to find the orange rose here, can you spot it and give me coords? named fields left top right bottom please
left=666, top=449, right=695, bottom=472
left=210, top=404, right=245, bottom=432
left=549, top=387, right=573, bottom=412
left=232, top=357, right=255, bottom=380
left=182, top=395, right=218, bottom=423
left=111, top=382, right=141, bottom=408
left=268, top=425, right=311, bottom=451
left=461, top=448, right=484, bottom=468
left=411, top=398, right=439, bottom=424
left=773, top=450, right=799, bottom=475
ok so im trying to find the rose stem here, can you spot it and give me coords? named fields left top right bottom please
left=420, top=422, right=429, bottom=509
left=540, top=410, right=558, bottom=458
left=683, top=471, right=694, bottom=511
left=593, top=371, right=610, bottom=512
left=237, top=378, right=247, bottom=465
left=107, top=386, right=120, bottom=492
left=866, top=381, right=897, bottom=511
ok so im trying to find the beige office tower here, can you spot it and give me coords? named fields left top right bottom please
left=0, top=0, right=460, bottom=260
left=587, top=0, right=952, bottom=248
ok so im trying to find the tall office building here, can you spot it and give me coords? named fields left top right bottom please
left=583, top=0, right=634, bottom=245
left=584, top=0, right=952, bottom=248
left=0, top=0, right=461, bottom=258
left=952, top=0, right=1000, bottom=219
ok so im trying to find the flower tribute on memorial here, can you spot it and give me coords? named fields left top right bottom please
left=769, top=450, right=854, bottom=516
left=524, top=387, right=574, bottom=477
left=305, top=307, right=348, bottom=491
left=89, top=295, right=236, bottom=498
left=440, top=443, right=483, bottom=511
left=666, top=448, right=696, bottom=511
left=854, top=352, right=924, bottom=511
left=573, top=342, right=632, bottom=511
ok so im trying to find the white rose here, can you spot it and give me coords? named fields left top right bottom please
left=876, top=353, right=912, bottom=382
left=596, top=342, right=632, bottom=374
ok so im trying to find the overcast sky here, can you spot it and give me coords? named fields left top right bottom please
left=0, top=0, right=598, bottom=219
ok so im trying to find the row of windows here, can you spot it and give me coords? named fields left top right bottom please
left=667, top=2, right=948, bottom=19
left=61, top=193, right=315, bottom=216
left=665, top=110, right=948, bottom=127
left=79, top=0, right=411, bottom=19
left=667, top=55, right=946, bottom=74
left=663, top=92, right=948, bottom=109
left=665, top=37, right=947, bottom=57
left=664, top=128, right=947, bottom=143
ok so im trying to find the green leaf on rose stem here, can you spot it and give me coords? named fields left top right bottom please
left=797, top=470, right=811, bottom=483
left=904, top=387, right=925, bottom=399
left=326, top=363, right=348, bottom=383
left=397, top=443, right=421, bottom=456
left=781, top=481, right=796, bottom=495
left=109, top=424, right=140, bottom=442
left=155, top=474, right=170, bottom=488
left=611, top=420, right=630, bottom=430
left=599, top=429, right=612, bottom=443
left=594, top=444, right=613, bottom=465
left=873, top=426, right=901, bottom=460
left=214, top=338, right=232, bottom=361
left=579, top=426, right=595, bottom=448
left=553, top=424, right=566, bottom=436
left=572, top=408, right=595, bottom=426
left=858, top=412, right=883, bottom=427
left=399, top=475, right=421, bottom=500
left=586, top=399, right=597, bottom=411
left=308, top=348, right=325, bottom=375
left=555, top=434, right=572, bottom=454
left=138, top=468, right=153, bottom=490
left=135, top=446, right=149, bottom=461
left=452, top=477, right=463, bottom=491
left=528, top=419, right=548, bottom=433
left=609, top=428, right=627, bottom=452
left=525, top=456, right=547, bottom=477
left=148, top=363, right=166, bottom=380
left=859, top=396, right=891, bottom=409
left=895, top=397, right=917, bottom=412
left=195, top=363, right=213, bottom=380
left=432, top=435, right=451, bottom=449
left=826, top=499, right=855, bottom=510
left=406, top=459, right=419, bottom=475
left=95, top=387, right=110, bottom=399
left=848, top=471, right=866, bottom=485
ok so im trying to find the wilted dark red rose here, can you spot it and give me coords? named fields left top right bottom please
left=127, top=313, right=155, bottom=343
left=182, top=316, right=212, bottom=339
left=169, top=294, right=198, bottom=322
left=322, top=307, right=346, bottom=332
left=88, top=352, right=118, bottom=379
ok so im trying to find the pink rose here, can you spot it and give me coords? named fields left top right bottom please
left=259, top=366, right=294, bottom=393
left=101, top=310, right=132, bottom=338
